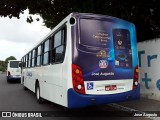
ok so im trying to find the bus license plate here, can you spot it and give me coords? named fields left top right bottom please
left=105, top=85, right=117, bottom=91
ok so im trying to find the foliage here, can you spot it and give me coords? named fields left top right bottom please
left=0, top=60, right=6, bottom=72
left=0, top=0, right=160, bottom=42
left=5, top=56, right=17, bottom=63
left=0, top=56, right=16, bottom=71
left=5, top=56, right=16, bottom=69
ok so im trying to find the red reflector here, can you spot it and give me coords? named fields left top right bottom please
left=133, top=66, right=139, bottom=90
left=8, top=71, right=11, bottom=76
left=72, top=64, right=85, bottom=94
left=74, top=76, right=82, bottom=82
left=134, top=74, right=138, bottom=79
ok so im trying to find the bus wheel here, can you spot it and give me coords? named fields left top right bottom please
left=23, top=86, right=27, bottom=90
left=7, top=79, right=10, bottom=83
left=36, top=83, right=44, bottom=104
left=23, top=86, right=28, bottom=90
left=23, top=77, right=27, bottom=90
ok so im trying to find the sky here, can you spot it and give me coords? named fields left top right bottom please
left=0, top=9, right=51, bottom=61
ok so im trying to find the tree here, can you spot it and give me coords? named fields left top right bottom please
left=5, top=56, right=16, bottom=66
left=0, top=56, right=16, bottom=72
left=0, top=60, right=6, bottom=72
left=0, top=0, right=160, bottom=42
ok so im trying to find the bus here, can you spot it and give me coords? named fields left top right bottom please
left=7, top=60, right=21, bottom=82
left=21, top=13, right=140, bottom=108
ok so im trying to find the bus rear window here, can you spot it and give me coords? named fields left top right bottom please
left=10, top=61, right=19, bottom=68
left=80, top=19, right=112, bottom=48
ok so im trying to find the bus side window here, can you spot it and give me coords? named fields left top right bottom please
left=23, top=56, right=26, bottom=68
left=36, top=45, right=42, bottom=66
left=26, top=54, right=28, bottom=68
left=42, top=39, right=50, bottom=65
left=28, top=52, right=31, bottom=67
left=51, top=35, right=55, bottom=62
left=62, top=28, right=66, bottom=45
left=35, top=49, right=37, bottom=66
left=31, top=49, right=35, bottom=67
left=24, top=56, right=26, bottom=68
left=22, top=57, right=25, bottom=68
left=21, top=58, right=23, bottom=68
left=51, top=27, right=66, bottom=63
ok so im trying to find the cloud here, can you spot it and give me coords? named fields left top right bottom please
left=0, top=9, right=50, bottom=60
left=0, top=40, right=29, bottom=60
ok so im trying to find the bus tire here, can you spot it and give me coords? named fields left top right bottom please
left=36, top=83, right=44, bottom=104
left=23, top=77, right=27, bottom=90
left=23, top=86, right=28, bottom=90
left=7, top=79, right=10, bottom=83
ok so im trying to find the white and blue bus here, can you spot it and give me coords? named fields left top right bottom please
left=7, top=60, right=21, bottom=82
left=21, top=13, right=139, bottom=108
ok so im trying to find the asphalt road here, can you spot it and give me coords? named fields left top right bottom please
left=0, top=72, right=149, bottom=120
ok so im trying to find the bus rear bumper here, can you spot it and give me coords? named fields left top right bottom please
left=67, top=85, right=140, bottom=108
left=7, top=76, right=21, bottom=81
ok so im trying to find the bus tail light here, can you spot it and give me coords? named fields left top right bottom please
left=133, top=66, right=139, bottom=89
left=72, top=64, right=85, bottom=94
left=8, top=71, right=11, bottom=76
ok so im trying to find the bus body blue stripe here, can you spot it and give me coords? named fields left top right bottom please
left=67, top=85, right=140, bottom=108
left=7, top=76, right=21, bottom=80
